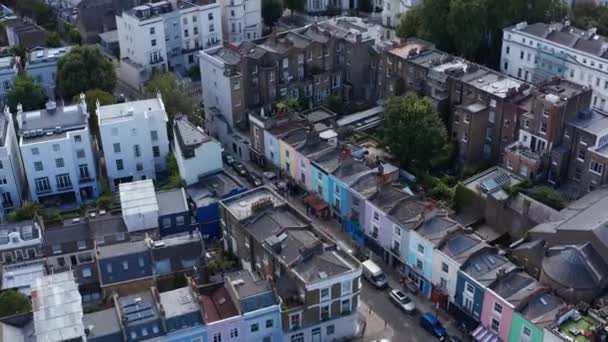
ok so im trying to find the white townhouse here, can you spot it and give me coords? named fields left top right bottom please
left=16, top=96, right=100, bottom=206
left=116, top=0, right=223, bottom=90
left=381, top=0, right=418, bottom=29
left=173, top=116, right=222, bottom=186
left=0, top=56, right=18, bottom=106
left=25, top=46, right=73, bottom=98
left=0, top=107, right=26, bottom=220
left=219, top=0, right=262, bottom=43
left=98, top=94, right=170, bottom=191
left=501, top=21, right=608, bottom=112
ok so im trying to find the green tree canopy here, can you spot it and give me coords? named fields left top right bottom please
left=7, top=201, right=41, bottom=223
left=15, top=0, right=55, bottom=29
left=57, top=46, right=116, bottom=100
left=572, top=3, right=608, bottom=36
left=262, top=0, right=283, bottom=27
left=397, top=0, right=567, bottom=67
left=72, top=89, right=116, bottom=139
left=0, top=290, right=31, bottom=318
left=46, top=31, right=62, bottom=47
left=382, top=93, right=447, bottom=170
left=145, top=72, right=197, bottom=121
left=7, top=75, right=47, bottom=113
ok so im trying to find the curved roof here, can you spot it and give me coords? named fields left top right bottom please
left=542, top=244, right=606, bottom=290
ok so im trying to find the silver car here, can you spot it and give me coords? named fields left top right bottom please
left=389, top=289, right=416, bottom=313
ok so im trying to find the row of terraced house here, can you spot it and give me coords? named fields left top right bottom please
left=197, top=16, right=608, bottom=342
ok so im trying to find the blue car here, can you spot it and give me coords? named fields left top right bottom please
left=419, top=313, right=447, bottom=340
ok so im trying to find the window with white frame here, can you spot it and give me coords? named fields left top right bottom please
left=213, top=333, right=222, bottom=342
left=320, top=287, right=330, bottom=302
left=491, top=318, right=500, bottom=333
left=371, top=225, right=379, bottom=238
left=416, top=259, right=423, bottom=270
left=289, top=312, right=301, bottom=330
left=465, top=282, right=475, bottom=295
left=394, top=225, right=401, bottom=236
left=342, top=280, right=352, bottom=295
left=373, top=211, right=379, bottom=221
left=320, top=304, right=330, bottom=320
left=578, top=148, right=586, bottom=161
left=441, top=262, right=449, bottom=273
left=417, top=244, right=424, bottom=253
left=590, top=160, right=604, bottom=175
left=341, top=298, right=351, bottom=314
left=291, top=333, right=304, bottom=342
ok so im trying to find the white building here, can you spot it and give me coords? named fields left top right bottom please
left=304, top=0, right=358, bottom=13
left=116, top=0, right=223, bottom=90
left=0, top=107, right=26, bottom=219
left=119, top=179, right=159, bottom=233
left=25, top=46, right=73, bottom=98
left=173, top=116, right=222, bottom=186
left=16, top=97, right=99, bottom=206
left=381, top=0, right=418, bottom=28
left=220, top=0, right=262, bottom=43
left=97, top=94, right=170, bottom=190
left=0, top=56, right=18, bottom=106
left=501, top=21, right=608, bottom=112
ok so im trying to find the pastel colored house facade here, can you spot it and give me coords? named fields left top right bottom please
left=478, top=270, right=539, bottom=342
left=507, top=291, right=566, bottom=342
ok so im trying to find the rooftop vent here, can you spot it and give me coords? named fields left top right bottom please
left=46, top=101, right=57, bottom=113
left=152, top=240, right=165, bottom=248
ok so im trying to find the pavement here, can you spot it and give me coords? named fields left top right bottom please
left=225, top=160, right=471, bottom=342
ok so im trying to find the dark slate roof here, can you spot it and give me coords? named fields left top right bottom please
left=541, top=243, right=608, bottom=290
left=200, top=285, right=239, bottom=323
left=82, top=308, right=121, bottom=339
left=518, top=291, right=565, bottom=328
left=150, top=233, right=203, bottom=271
left=489, top=270, right=537, bottom=304
left=462, top=248, right=513, bottom=285
left=42, top=222, right=90, bottom=245
left=88, top=214, right=128, bottom=239
left=156, top=188, right=189, bottom=216
left=439, top=232, right=484, bottom=262
left=174, top=116, right=212, bottom=158
left=98, top=240, right=148, bottom=259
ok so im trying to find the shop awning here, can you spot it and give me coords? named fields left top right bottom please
left=472, top=325, right=500, bottom=342
left=303, top=193, right=328, bottom=211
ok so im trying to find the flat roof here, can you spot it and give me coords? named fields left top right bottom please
left=98, top=239, right=148, bottom=259
left=1, top=260, right=46, bottom=295
left=27, top=46, right=72, bottom=65
left=18, top=102, right=88, bottom=138
left=82, top=308, right=121, bottom=339
left=119, top=180, right=158, bottom=218
left=98, top=97, right=166, bottom=123
left=32, top=272, right=84, bottom=342
left=160, top=287, right=200, bottom=319
left=156, top=188, right=188, bottom=216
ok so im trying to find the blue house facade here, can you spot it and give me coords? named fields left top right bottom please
left=97, top=240, right=153, bottom=287
left=157, top=188, right=193, bottom=237
left=454, top=270, right=486, bottom=322
left=186, top=172, right=247, bottom=241
left=406, top=230, right=434, bottom=298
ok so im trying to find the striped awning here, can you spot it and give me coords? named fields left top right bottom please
left=472, top=325, right=500, bottom=342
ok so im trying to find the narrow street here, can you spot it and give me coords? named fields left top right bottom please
left=224, top=161, right=471, bottom=342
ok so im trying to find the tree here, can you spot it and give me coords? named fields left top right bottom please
left=72, top=89, right=116, bottom=139
left=7, top=75, right=47, bottom=113
left=15, top=0, right=55, bottom=29
left=7, top=201, right=42, bottom=223
left=162, top=152, right=185, bottom=190
left=382, top=93, right=447, bottom=170
left=0, top=290, right=31, bottom=318
left=68, top=28, right=82, bottom=45
left=284, top=0, right=304, bottom=17
left=572, top=3, right=608, bottom=36
left=262, top=0, right=283, bottom=28
left=145, top=72, right=197, bottom=121
left=57, top=46, right=116, bottom=100
left=46, top=31, right=62, bottom=47
left=396, top=0, right=568, bottom=67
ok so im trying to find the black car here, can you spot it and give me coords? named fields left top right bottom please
left=231, top=162, right=248, bottom=177
left=247, top=173, right=263, bottom=187
left=223, top=153, right=236, bottom=166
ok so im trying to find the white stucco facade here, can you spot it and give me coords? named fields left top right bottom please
left=0, top=57, right=18, bottom=107
left=17, top=98, right=99, bottom=206
left=116, top=0, right=223, bottom=90
left=173, top=116, right=222, bottom=186
left=0, top=107, right=25, bottom=220
left=25, top=46, right=73, bottom=98
left=381, top=0, right=418, bottom=28
left=501, top=21, right=608, bottom=112
left=220, top=0, right=262, bottom=43
left=98, top=94, right=170, bottom=191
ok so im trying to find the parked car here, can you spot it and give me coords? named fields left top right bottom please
left=231, top=162, right=248, bottom=177
left=419, top=313, right=447, bottom=340
left=247, top=173, right=263, bottom=187
left=388, top=289, right=415, bottom=313
left=362, top=260, right=388, bottom=289
left=223, top=153, right=236, bottom=166
left=448, top=336, right=463, bottom=342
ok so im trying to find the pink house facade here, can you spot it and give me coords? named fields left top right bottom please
left=479, top=270, right=538, bottom=342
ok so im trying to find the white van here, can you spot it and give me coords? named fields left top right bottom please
left=362, top=260, right=388, bottom=289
